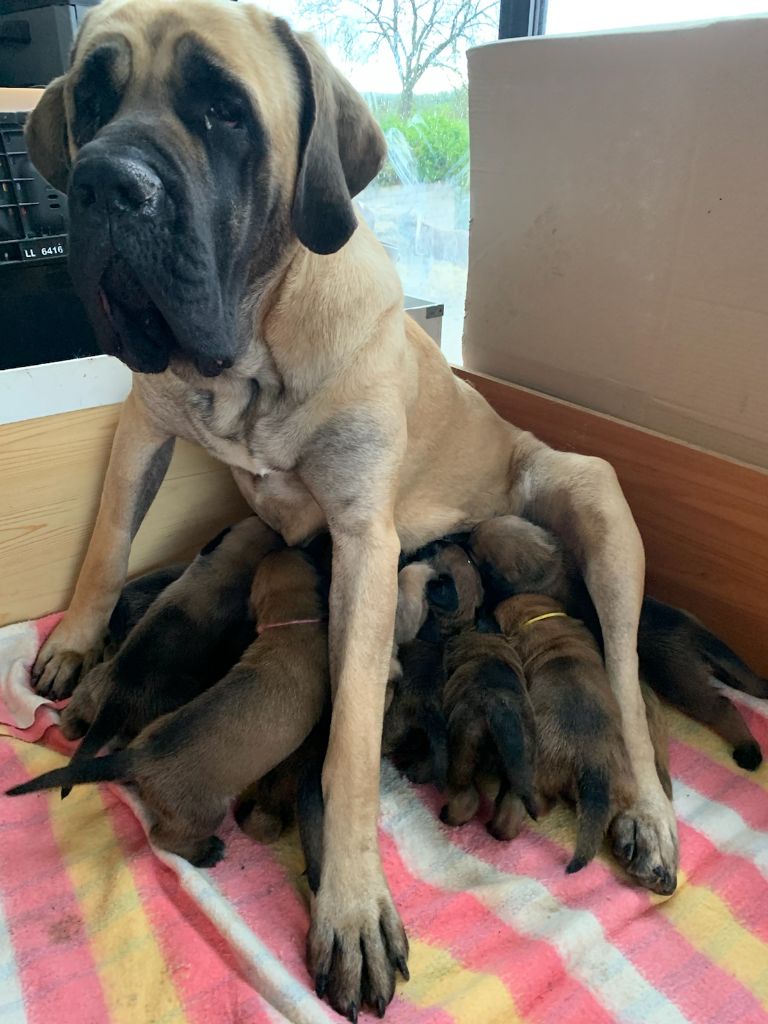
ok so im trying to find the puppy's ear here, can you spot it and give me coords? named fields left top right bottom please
left=274, top=20, right=386, bottom=255
left=426, top=574, right=459, bottom=614
left=25, top=75, right=71, bottom=194
left=199, top=525, right=232, bottom=557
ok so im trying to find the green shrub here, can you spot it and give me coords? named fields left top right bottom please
left=374, top=104, right=469, bottom=189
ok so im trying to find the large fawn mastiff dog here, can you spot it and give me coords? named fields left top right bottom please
left=26, top=0, right=678, bottom=1015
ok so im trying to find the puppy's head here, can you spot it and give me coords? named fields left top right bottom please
left=250, top=547, right=323, bottom=623
left=428, top=544, right=484, bottom=634
left=26, top=0, right=385, bottom=377
left=469, top=516, right=569, bottom=603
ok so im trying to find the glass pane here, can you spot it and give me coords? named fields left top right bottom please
left=546, top=0, right=768, bottom=35
left=263, top=1, right=501, bottom=365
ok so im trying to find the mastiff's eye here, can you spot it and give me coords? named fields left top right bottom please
left=205, top=98, right=244, bottom=131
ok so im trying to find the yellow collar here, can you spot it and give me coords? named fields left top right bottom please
left=520, top=611, right=569, bottom=628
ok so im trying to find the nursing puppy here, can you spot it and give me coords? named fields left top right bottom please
left=495, top=594, right=677, bottom=889
left=237, top=557, right=446, bottom=847
left=471, top=515, right=767, bottom=770
left=8, top=548, right=329, bottom=866
left=106, top=563, right=188, bottom=651
left=58, top=562, right=187, bottom=734
left=402, top=545, right=539, bottom=838
left=59, top=518, right=280, bottom=764
left=384, top=544, right=485, bottom=789
left=440, top=627, right=538, bottom=841
left=236, top=559, right=437, bottom=846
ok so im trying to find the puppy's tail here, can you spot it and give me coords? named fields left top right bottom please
left=696, top=625, right=768, bottom=699
left=421, top=706, right=449, bottom=792
left=296, top=740, right=327, bottom=896
left=6, top=750, right=134, bottom=797
left=60, top=705, right=123, bottom=798
left=487, top=705, right=538, bottom=821
left=567, top=766, right=611, bottom=874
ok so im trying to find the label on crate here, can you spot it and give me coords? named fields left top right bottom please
left=20, top=235, right=68, bottom=262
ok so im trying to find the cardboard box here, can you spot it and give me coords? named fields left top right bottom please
left=463, top=19, right=768, bottom=468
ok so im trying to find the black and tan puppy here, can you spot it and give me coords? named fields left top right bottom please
left=60, top=517, right=281, bottom=766
left=440, top=628, right=538, bottom=842
left=105, top=563, right=188, bottom=651
left=495, top=593, right=679, bottom=892
left=397, top=545, right=540, bottom=839
left=8, top=548, right=329, bottom=867
left=471, top=515, right=767, bottom=770
left=384, top=544, right=484, bottom=789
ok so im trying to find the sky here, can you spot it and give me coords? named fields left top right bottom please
left=262, top=1, right=768, bottom=94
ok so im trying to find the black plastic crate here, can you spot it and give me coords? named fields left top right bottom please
left=0, top=2, right=100, bottom=88
left=0, top=110, right=68, bottom=265
left=0, top=108, right=101, bottom=368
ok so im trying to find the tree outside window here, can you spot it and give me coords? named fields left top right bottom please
left=266, top=0, right=501, bottom=364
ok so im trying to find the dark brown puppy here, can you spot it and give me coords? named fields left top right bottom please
left=440, top=628, right=538, bottom=842
left=471, top=515, right=767, bottom=770
left=383, top=638, right=447, bottom=788
left=495, top=593, right=679, bottom=892
left=8, top=549, right=329, bottom=867
left=384, top=544, right=484, bottom=789
left=401, top=545, right=540, bottom=839
left=106, top=563, right=188, bottom=651
left=59, top=518, right=281, bottom=771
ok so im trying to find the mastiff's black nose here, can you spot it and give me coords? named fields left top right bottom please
left=71, top=154, right=163, bottom=216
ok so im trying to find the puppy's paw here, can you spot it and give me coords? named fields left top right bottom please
left=32, top=622, right=106, bottom=700
left=610, top=787, right=678, bottom=896
left=235, top=802, right=285, bottom=844
left=59, top=714, right=90, bottom=741
left=309, top=865, right=408, bottom=1020
left=59, top=662, right=113, bottom=738
left=733, top=741, right=763, bottom=772
left=439, top=787, right=479, bottom=828
left=192, top=836, right=226, bottom=868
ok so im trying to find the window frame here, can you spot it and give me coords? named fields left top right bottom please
left=499, top=0, right=548, bottom=38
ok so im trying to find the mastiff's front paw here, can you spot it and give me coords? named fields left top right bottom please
left=308, top=865, right=409, bottom=1020
left=611, top=784, right=679, bottom=896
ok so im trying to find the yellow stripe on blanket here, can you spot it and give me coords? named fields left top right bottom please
left=15, top=744, right=188, bottom=1024
left=406, top=939, right=524, bottom=1024
left=667, top=709, right=768, bottom=789
left=660, top=871, right=768, bottom=1008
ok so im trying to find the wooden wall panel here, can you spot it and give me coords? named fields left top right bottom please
left=457, top=369, right=768, bottom=676
left=0, top=404, right=249, bottom=625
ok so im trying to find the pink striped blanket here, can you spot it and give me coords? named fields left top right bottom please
left=2, top=612, right=768, bottom=1024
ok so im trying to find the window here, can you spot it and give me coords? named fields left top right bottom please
left=545, top=0, right=768, bottom=35
left=268, top=1, right=768, bottom=366
left=266, top=1, right=501, bottom=365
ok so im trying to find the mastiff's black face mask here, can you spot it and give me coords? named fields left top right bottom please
left=24, top=12, right=386, bottom=378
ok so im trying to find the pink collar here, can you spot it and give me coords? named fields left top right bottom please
left=257, top=617, right=324, bottom=636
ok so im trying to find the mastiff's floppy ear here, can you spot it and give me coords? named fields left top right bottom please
left=25, top=75, right=71, bottom=194
left=275, top=20, right=387, bottom=255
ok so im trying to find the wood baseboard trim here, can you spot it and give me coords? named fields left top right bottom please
left=456, top=368, right=768, bottom=675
